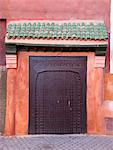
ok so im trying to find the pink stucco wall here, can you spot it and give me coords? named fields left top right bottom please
left=0, top=0, right=110, bottom=64
left=0, top=0, right=110, bottom=28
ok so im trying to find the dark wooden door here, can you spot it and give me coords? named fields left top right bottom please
left=29, top=56, right=87, bottom=134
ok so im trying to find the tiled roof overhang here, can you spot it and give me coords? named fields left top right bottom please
left=5, top=20, right=108, bottom=55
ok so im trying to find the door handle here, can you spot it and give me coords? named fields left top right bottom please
left=68, top=101, right=72, bottom=110
left=68, top=100, right=71, bottom=107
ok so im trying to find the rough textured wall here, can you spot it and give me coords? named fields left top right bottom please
left=105, top=73, right=113, bottom=100
left=0, top=20, right=6, bottom=65
left=0, top=20, right=6, bottom=134
left=0, top=0, right=110, bottom=28
left=0, top=66, right=6, bottom=133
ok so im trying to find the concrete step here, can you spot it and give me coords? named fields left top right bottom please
left=0, top=134, right=113, bottom=150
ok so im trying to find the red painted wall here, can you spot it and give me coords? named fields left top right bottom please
left=0, top=20, right=6, bottom=65
left=0, top=0, right=110, bottom=28
left=0, top=0, right=110, bottom=65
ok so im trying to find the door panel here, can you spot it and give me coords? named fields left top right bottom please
left=29, top=56, right=87, bottom=134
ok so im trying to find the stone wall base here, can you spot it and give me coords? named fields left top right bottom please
left=0, top=66, right=6, bottom=133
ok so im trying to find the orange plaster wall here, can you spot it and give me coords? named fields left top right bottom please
left=4, top=51, right=113, bottom=135
left=104, top=73, right=113, bottom=101
left=5, top=69, right=16, bottom=135
left=94, top=68, right=105, bottom=134
left=14, top=53, right=29, bottom=135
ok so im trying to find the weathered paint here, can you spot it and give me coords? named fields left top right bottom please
left=105, top=73, right=113, bottom=100
left=0, top=19, right=6, bottom=65
left=0, top=66, right=6, bottom=133
left=0, top=19, right=6, bottom=134
left=110, top=0, right=113, bottom=73
left=94, top=68, right=105, bottom=134
left=5, top=51, right=113, bottom=135
left=0, top=0, right=110, bottom=29
left=5, top=69, right=16, bottom=135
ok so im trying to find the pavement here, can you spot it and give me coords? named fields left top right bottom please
left=0, top=134, right=113, bottom=150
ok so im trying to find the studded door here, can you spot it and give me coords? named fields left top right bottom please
left=29, top=56, right=87, bottom=134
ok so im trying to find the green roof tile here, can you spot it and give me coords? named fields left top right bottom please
left=7, top=21, right=108, bottom=40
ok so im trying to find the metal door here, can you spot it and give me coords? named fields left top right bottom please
left=29, top=56, right=87, bottom=134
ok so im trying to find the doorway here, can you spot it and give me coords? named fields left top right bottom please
left=29, top=56, right=87, bottom=134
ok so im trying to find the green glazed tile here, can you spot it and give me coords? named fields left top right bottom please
left=7, top=21, right=108, bottom=40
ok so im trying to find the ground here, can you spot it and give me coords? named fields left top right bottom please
left=0, top=135, right=113, bottom=150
